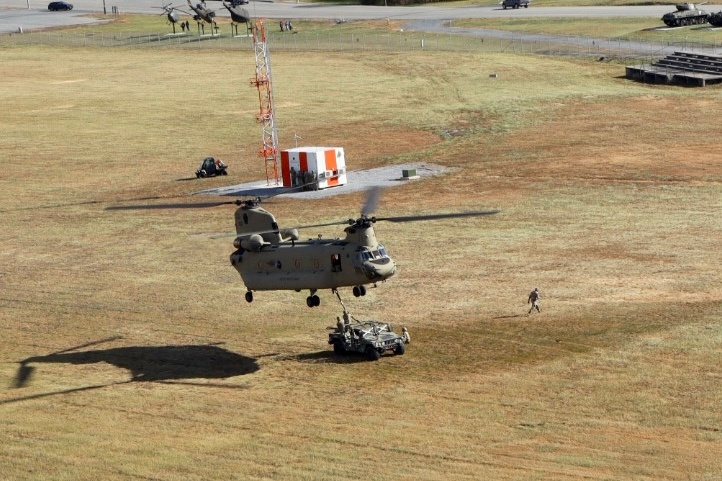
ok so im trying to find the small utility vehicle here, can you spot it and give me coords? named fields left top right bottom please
left=196, top=157, right=228, bottom=178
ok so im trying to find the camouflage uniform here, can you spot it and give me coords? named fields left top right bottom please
left=528, top=287, right=541, bottom=314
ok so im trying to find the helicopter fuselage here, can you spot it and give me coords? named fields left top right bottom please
left=188, top=0, right=216, bottom=24
left=222, top=1, right=251, bottom=23
left=230, top=238, right=396, bottom=291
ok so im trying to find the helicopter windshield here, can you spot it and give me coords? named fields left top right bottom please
left=357, top=244, right=389, bottom=262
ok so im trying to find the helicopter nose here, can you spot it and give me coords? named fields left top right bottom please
left=363, top=257, right=396, bottom=281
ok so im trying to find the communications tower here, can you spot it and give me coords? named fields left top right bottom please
left=250, top=19, right=280, bottom=185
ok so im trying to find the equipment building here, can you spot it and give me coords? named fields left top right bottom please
left=280, top=147, right=348, bottom=190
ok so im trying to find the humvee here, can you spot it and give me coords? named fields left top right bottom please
left=329, top=320, right=406, bottom=361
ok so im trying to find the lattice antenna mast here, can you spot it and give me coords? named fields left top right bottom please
left=250, top=19, right=280, bottom=185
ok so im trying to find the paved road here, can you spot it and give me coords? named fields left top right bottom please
left=0, top=1, right=686, bottom=36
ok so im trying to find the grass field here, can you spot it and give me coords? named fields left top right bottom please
left=1, top=24, right=721, bottom=481
left=453, top=16, right=722, bottom=45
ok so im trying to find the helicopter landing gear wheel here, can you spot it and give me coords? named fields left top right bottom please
left=245, top=291, right=253, bottom=303
left=306, top=295, right=320, bottom=307
left=352, top=285, right=367, bottom=297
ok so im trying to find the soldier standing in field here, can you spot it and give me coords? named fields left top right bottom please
left=401, top=327, right=411, bottom=344
left=527, top=287, right=541, bottom=315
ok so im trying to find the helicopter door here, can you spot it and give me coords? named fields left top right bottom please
left=331, top=254, right=342, bottom=272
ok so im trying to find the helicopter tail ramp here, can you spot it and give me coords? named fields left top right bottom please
left=281, top=147, right=348, bottom=190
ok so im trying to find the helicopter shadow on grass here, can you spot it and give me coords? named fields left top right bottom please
left=8, top=340, right=259, bottom=403
left=288, top=351, right=388, bottom=364
left=493, top=314, right=528, bottom=320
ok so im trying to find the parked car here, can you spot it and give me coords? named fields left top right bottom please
left=48, top=1, right=73, bottom=11
left=502, top=0, right=529, bottom=9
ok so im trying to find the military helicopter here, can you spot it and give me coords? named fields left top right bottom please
left=109, top=188, right=498, bottom=308
left=154, top=3, right=189, bottom=34
left=186, top=0, right=218, bottom=33
left=221, top=0, right=252, bottom=27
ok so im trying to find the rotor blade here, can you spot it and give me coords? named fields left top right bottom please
left=211, top=219, right=349, bottom=240
left=291, top=219, right=351, bottom=231
left=245, top=220, right=352, bottom=238
left=376, top=210, right=500, bottom=223
left=13, top=364, right=35, bottom=388
left=52, top=336, right=123, bottom=355
left=106, top=200, right=242, bottom=210
left=13, top=336, right=122, bottom=389
left=362, top=187, right=381, bottom=217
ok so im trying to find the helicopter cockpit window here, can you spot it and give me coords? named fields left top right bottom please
left=355, top=245, right=389, bottom=264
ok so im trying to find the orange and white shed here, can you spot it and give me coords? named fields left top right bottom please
left=280, top=147, right=348, bottom=190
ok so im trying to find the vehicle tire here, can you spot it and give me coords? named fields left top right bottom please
left=245, top=291, right=253, bottom=303
left=365, top=345, right=380, bottom=361
left=394, top=342, right=405, bottom=355
left=306, top=296, right=314, bottom=308
left=353, top=286, right=361, bottom=297
left=221, top=170, right=228, bottom=176
left=333, top=340, right=346, bottom=355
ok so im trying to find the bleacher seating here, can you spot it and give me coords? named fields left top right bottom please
left=626, top=51, right=722, bottom=86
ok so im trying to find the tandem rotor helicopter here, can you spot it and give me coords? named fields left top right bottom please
left=109, top=188, right=498, bottom=308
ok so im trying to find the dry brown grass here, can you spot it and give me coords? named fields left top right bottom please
left=1, top=40, right=721, bottom=481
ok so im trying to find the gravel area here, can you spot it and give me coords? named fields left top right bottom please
left=195, top=162, right=452, bottom=200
